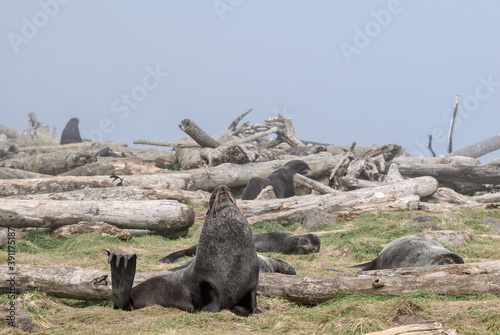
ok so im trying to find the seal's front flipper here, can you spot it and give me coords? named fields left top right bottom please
left=104, top=250, right=137, bottom=310
left=235, top=289, right=261, bottom=315
left=158, top=245, right=198, bottom=263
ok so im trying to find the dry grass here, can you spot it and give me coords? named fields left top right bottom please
left=1, top=209, right=500, bottom=334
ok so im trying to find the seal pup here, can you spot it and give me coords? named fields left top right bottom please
left=350, top=235, right=464, bottom=271
left=169, top=254, right=296, bottom=275
left=60, top=117, right=82, bottom=145
left=106, top=185, right=260, bottom=313
left=241, top=160, right=311, bottom=200
left=159, top=232, right=321, bottom=263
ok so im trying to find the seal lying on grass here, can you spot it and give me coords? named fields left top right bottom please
left=241, top=160, right=311, bottom=200
left=168, top=254, right=297, bottom=275
left=159, top=232, right=321, bottom=264
left=350, top=235, right=464, bottom=271
left=106, top=185, right=260, bottom=313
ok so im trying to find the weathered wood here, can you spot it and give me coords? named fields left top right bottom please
left=365, top=322, right=453, bottom=335
left=447, top=94, right=461, bottom=154
left=1, top=261, right=498, bottom=302
left=471, top=192, right=500, bottom=204
left=293, top=173, right=339, bottom=194
left=0, top=153, right=341, bottom=196
left=398, top=163, right=500, bottom=184
left=0, top=199, right=195, bottom=237
left=50, top=221, right=132, bottom=240
left=59, top=161, right=116, bottom=176
left=239, top=177, right=437, bottom=225
left=0, top=167, right=51, bottom=179
left=178, top=119, right=220, bottom=148
left=447, top=134, right=500, bottom=158
left=0, top=123, right=19, bottom=138
left=0, top=149, right=97, bottom=175
left=133, top=139, right=199, bottom=148
left=427, top=133, right=436, bottom=157
left=175, top=147, right=207, bottom=170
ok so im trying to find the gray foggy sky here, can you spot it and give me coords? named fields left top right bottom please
left=1, top=1, right=499, bottom=162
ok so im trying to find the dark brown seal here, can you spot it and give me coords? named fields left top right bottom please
left=60, top=117, right=82, bottom=145
left=241, top=160, right=311, bottom=200
left=107, top=185, right=260, bottom=313
left=159, top=232, right=321, bottom=264
left=350, top=235, right=464, bottom=271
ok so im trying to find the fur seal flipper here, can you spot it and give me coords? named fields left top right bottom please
left=350, top=236, right=464, bottom=271
left=105, top=250, right=136, bottom=310
left=241, top=160, right=311, bottom=200
left=158, top=245, right=197, bottom=263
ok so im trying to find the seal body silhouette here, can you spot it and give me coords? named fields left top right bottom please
left=60, top=117, right=82, bottom=145
left=352, top=235, right=464, bottom=271
left=241, top=160, right=311, bottom=200
left=159, top=232, right=320, bottom=264
left=107, top=185, right=260, bottom=313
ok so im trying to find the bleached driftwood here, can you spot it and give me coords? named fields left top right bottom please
left=175, top=147, right=207, bottom=170
left=239, top=177, right=437, bottom=225
left=0, top=199, right=194, bottom=237
left=293, top=173, right=339, bottom=194
left=0, top=153, right=341, bottom=197
left=0, top=149, right=97, bottom=175
left=398, top=163, right=500, bottom=184
left=178, top=119, right=221, bottom=148
left=0, top=167, right=51, bottom=179
left=1, top=261, right=498, bottom=302
left=365, top=322, right=454, bottom=335
left=447, top=134, right=500, bottom=159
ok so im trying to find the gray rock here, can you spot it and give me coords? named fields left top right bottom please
left=483, top=217, right=500, bottom=234
left=416, top=230, right=473, bottom=247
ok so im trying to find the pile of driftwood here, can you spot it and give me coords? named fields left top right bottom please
left=1, top=111, right=500, bottom=310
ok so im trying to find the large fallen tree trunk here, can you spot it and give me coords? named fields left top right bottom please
left=0, top=149, right=97, bottom=175
left=398, top=163, right=500, bottom=184
left=1, top=261, right=498, bottom=302
left=0, top=167, right=51, bottom=179
left=0, top=199, right=194, bottom=237
left=238, top=176, right=438, bottom=224
left=0, top=153, right=341, bottom=197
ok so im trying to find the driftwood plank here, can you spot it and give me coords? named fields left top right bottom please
left=1, top=261, right=498, bottom=302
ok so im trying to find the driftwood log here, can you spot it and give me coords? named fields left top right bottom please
left=238, top=176, right=438, bottom=224
left=1, top=261, right=498, bottom=302
left=0, top=167, right=51, bottom=179
left=398, top=163, right=500, bottom=184
left=0, top=153, right=340, bottom=197
left=0, top=149, right=97, bottom=175
left=447, top=134, right=500, bottom=159
left=178, top=119, right=220, bottom=148
left=0, top=199, right=194, bottom=237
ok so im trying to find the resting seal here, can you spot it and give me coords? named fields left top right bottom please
left=351, top=235, right=464, bottom=271
left=159, top=232, right=320, bottom=264
left=106, top=185, right=260, bottom=313
left=241, top=160, right=311, bottom=200
left=169, top=254, right=296, bottom=275
left=60, top=117, right=82, bottom=145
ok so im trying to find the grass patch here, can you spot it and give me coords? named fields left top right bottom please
left=3, top=209, right=500, bottom=334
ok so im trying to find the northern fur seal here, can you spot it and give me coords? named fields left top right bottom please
left=351, top=235, right=464, bottom=271
left=241, top=160, right=311, bottom=200
left=159, top=232, right=321, bottom=264
left=60, top=117, right=82, bottom=145
left=168, top=254, right=296, bottom=275
left=106, top=185, right=260, bottom=313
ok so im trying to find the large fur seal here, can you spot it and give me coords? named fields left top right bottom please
left=241, top=160, right=311, bottom=200
left=60, top=117, right=82, bottom=145
left=106, top=185, right=260, bottom=313
left=351, top=235, right=464, bottom=271
left=159, top=232, right=321, bottom=264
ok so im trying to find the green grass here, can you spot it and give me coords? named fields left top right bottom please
left=2, top=209, right=500, bottom=334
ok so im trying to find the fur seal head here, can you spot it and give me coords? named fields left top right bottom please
left=207, top=185, right=237, bottom=217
